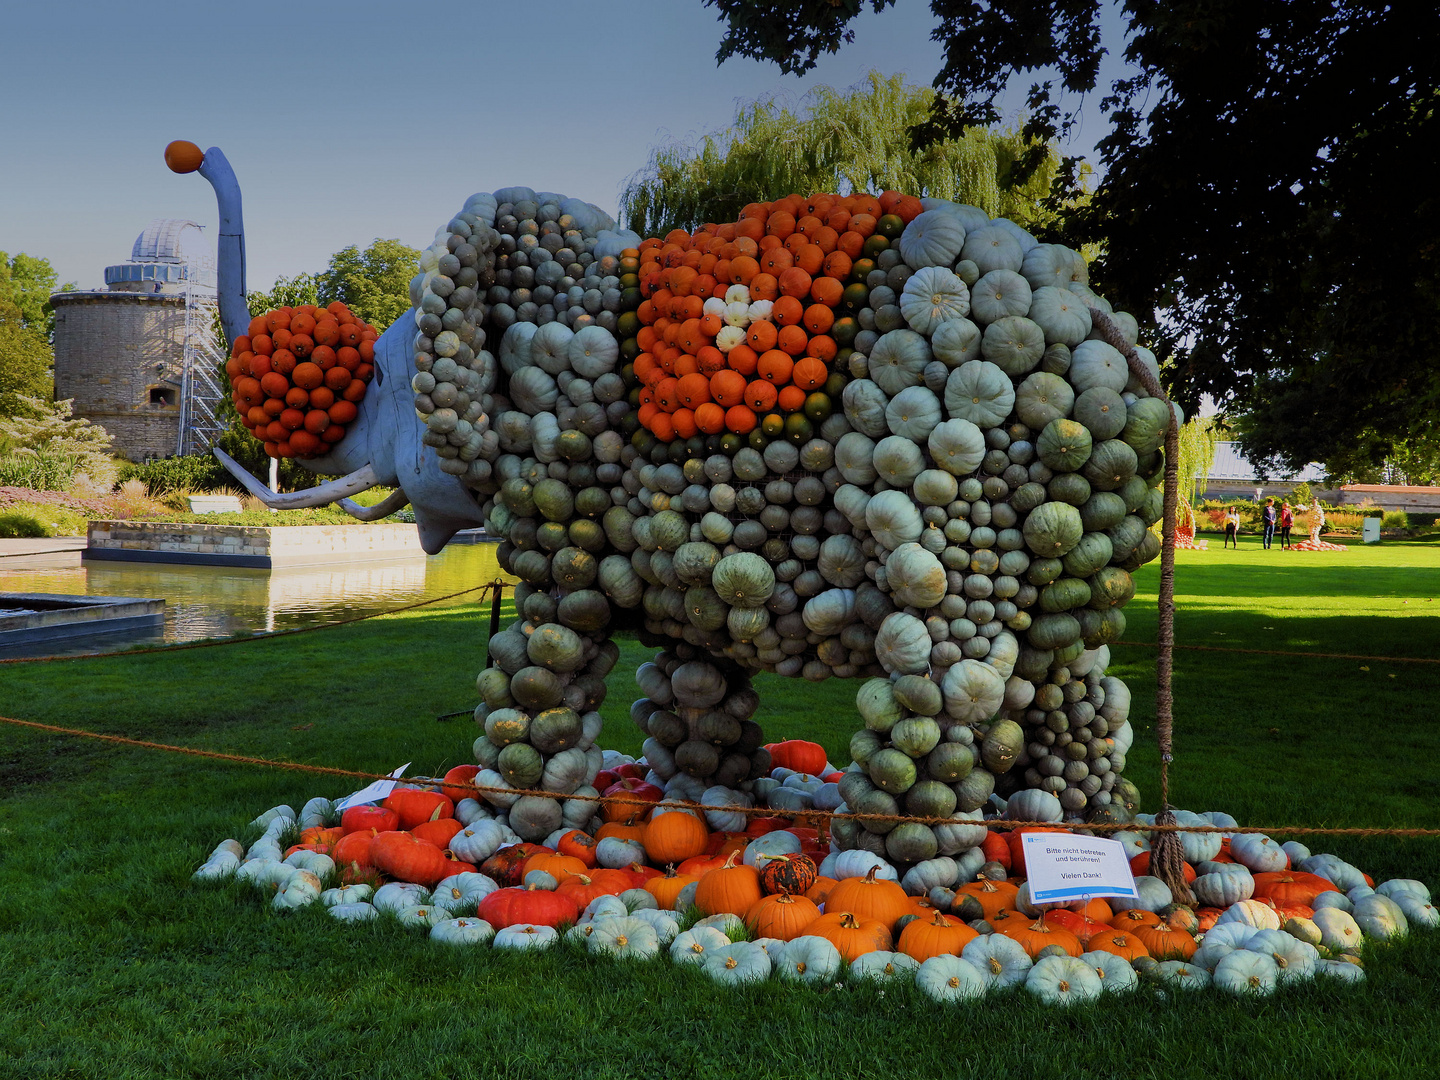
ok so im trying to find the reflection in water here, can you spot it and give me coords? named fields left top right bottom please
left=0, top=541, right=512, bottom=655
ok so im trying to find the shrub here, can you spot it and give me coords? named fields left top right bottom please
left=1382, top=510, right=1410, bottom=530
left=0, top=446, right=78, bottom=491
left=0, top=509, right=50, bottom=538
left=0, top=502, right=88, bottom=537
left=117, top=455, right=231, bottom=496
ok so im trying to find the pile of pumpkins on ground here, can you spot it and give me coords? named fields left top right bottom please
left=195, top=738, right=1435, bottom=1005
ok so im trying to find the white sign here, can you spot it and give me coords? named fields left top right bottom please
left=1022, top=833, right=1139, bottom=904
left=334, top=763, right=411, bottom=811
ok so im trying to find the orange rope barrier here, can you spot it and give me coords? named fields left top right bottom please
left=4, top=714, right=1437, bottom=839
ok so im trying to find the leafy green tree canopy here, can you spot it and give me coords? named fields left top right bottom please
left=0, top=254, right=66, bottom=416
left=318, top=238, right=420, bottom=330
left=702, top=0, right=1439, bottom=476
left=621, top=72, right=1082, bottom=239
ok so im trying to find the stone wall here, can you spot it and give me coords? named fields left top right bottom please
left=84, top=521, right=423, bottom=567
left=52, top=292, right=187, bottom=461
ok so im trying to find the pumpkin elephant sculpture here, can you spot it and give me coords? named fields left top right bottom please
left=174, top=141, right=1170, bottom=870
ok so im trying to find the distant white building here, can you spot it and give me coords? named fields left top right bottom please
left=1205, top=442, right=1327, bottom=486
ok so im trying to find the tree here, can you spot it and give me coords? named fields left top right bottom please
left=0, top=251, right=73, bottom=337
left=0, top=296, right=53, bottom=417
left=318, top=238, right=420, bottom=331
left=702, top=1, right=1440, bottom=475
left=620, top=72, right=1085, bottom=239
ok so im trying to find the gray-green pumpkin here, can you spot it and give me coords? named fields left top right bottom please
left=857, top=678, right=904, bottom=733
left=868, top=747, right=918, bottom=795
left=1022, top=501, right=1084, bottom=558
left=1037, top=419, right=1093, bottom=472
left=891, top=717, right=942, bottom=758
left=527, top=623, right=585, bottom=672
left=711, top=552, right=775, bottom=609
left=529, top=706, right=583, bottom=754
left=498, top=742, right=544, bottom=788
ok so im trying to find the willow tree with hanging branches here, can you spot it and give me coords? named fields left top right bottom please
left=620, top=71, right=1085, bottom=238
left=1172, top=416, right=1221, bottom=531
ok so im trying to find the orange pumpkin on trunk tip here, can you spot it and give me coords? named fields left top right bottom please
left=164, top=140, right=204, bottom=173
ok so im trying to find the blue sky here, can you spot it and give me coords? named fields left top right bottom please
left=1, top=0, right=1128, bottom=294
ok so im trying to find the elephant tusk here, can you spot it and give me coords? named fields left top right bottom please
left=213, top=448, right=381, bottom=509
left=336, top=489, right=410, bottom=521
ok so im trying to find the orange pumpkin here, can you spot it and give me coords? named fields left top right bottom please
left=644, top=867, right=698, bottom=910
left=1109, top=908, right=1163, bottom=931
left=1134, top=922, right=1198, bottom=960
left=521, top=853, right=589, bottom=884
left=1130, top=850, right=1198, bottom=881
left=332, top=829, right=378, bottom=869
left=1041, top=909, right=1109, bottom=944
left=410, top=818, right=464, bottom=849
left=805, top=876, right=838, bottom=906
left=1086, top=929, right=1151, bottom=962
left=897, top=909, right=978, bottom=962
left=693, top=851, right=762, bottom=917
left=439, top=764, right=480, bottom=805
left=803, top=911, right=893, bottom=962
left=382, top=788, right=454, bottom=831
left=555, top=829, right=598, bottom=868
left=299, top=826, right=343, bottom=847
left=745, top=893, right=822, bottom=941
left=369, top=830, right=450, bottom=888
left=643, top=811, right=709, bottom=865
left=555, top=869, right=633, bottom=909
left=1251, top=871, right=1339, bottom=906
left=997, top=916, right=1083, bottom=958
left=952, top=878, right=1021, bottom=921
left=825, top=867, right=912, bottom=931
left=596, top=821, right=647, bottom=844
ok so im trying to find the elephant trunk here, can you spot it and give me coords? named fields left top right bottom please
left=166, top=141, right=251, bottom=347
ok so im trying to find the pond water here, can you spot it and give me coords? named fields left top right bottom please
left=0, top=539, right=512, bottom=656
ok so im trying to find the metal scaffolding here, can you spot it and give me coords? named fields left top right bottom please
left=176, top=252, right=227, bottom=457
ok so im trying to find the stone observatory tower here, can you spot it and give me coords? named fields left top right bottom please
left=51, top=219, right=225, bottom=461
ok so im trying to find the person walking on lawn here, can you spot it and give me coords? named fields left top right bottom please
left=1279, top=502, right=1295, bottom=549
left=1261, top=498, right=1278, bottom=549
left=1223, top=506, right=1241, bottom=549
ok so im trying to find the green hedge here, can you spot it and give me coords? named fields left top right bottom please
left=116, top=456, right=232, bottom=496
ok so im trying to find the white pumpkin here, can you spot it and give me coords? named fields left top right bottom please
left=1213, top=950, right=1279, bottom=996
left=327, top=902, right=378, bottom=922
left=885, top=385, right=943, bottom=441
left=961, top=933, right=1032, bottom=988
left=917, top=954, right=989, bottom=1003
left=868, top=329, right=933, bottom=395
left=941, top=659, right=1006, bottom=723
left=968, top=269, right=1032, bottom=325
left=670, top=926, right=731, bottom=966
left=271, top=870, right=323, bottom=910
left=1080, top=950, right=1140, bottom=993
left=776, top=936, right=843, bottom=985
left=927, top=418, right=987, bottom=477
left=931, top=317, right=982, bottom=367
left=430, top=917, right=496, bottom=945
left=960, top=225, right=1024, bottom=275
left=848, top=950, right=921, bottom=982
left=493, top=923, right=559, bottom=950
left=702, top=941, right=772, bottom=985
left=943, top=360, right=1013, bottom=428
left=898, top=210, right=967, bottom=270
left=1025, top=954, right=1102, bottom=1005
left=587, top=916, right=661, bottom=961
left=899, top=266, right=971, bottom=334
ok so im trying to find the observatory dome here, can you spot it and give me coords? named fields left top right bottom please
left=104, top=218, right=216, bottom=292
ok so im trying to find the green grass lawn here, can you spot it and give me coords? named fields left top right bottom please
left=1, top=540, right=1437, bottom=1079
